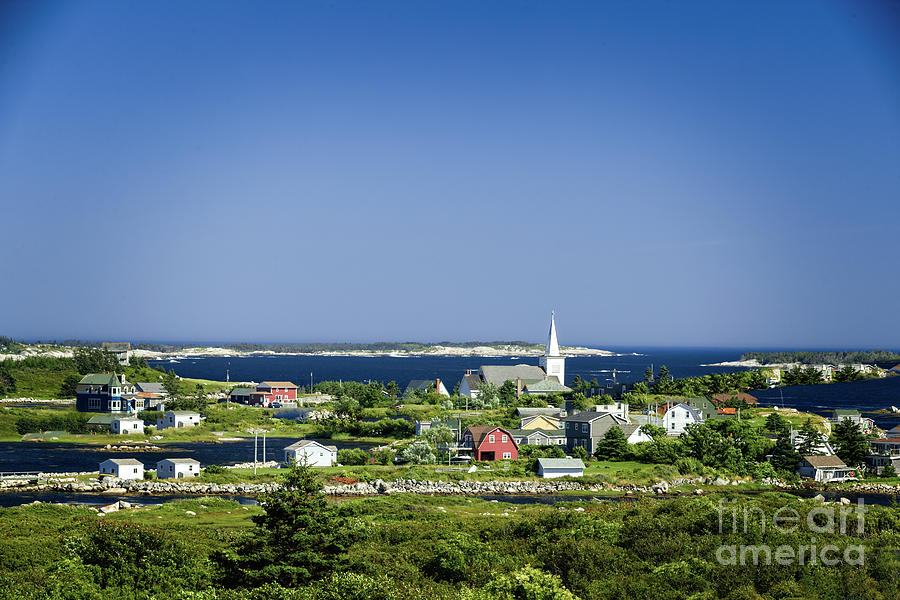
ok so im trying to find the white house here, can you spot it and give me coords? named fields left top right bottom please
left=594, top=401, right=629, bottom=421
left=99, top=458, right=144, bottom=480
left=156, top=458, right=201, bottom=479
left=662, top=403, right=704, bottom=435
left=797, top=455, right=855, bottom=482
left=536, top=457, right=585, bottom=479
left=156, top=411, right=201, bottom=430
left=284, top=440, right=338, bottom=467
left=620, top=424, right=653, bottom=444
left=110, top=417, right=144, bottom=435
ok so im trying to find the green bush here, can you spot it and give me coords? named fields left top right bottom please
left=674, top=457, right=704, bottom=475
left=337, top=448, right=371, bottom=466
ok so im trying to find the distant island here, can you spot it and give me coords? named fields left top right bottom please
left=706, top=350, right=900, bottom=368
left=0, top=338, right=616, bottom=359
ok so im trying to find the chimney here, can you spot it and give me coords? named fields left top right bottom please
left=435, top=378, right=441, bottom=392
left=465, top=369, right=471, bottom=375
left=516, top=378, right=522, bottom=398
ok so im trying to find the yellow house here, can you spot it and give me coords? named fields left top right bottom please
left=520, top=415, right=562, bottom=431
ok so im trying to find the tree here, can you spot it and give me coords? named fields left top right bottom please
left=569, top=393, right=589, bottom=411
left=332, top=394, right=361, bottom=420
left=162, top=369, right=181, bottom=397
left=400, top=439, right=435, bottom=464
left=765, top=412, right=789, bottom=435
left=385, top=380, right=399, bottom=398
left=831, top=419, right=869, bottom=468
left=72, top=347, right=119, bottom=375
left=631, top=382, right=649, bottom=394
left=796, top=418, right=825, bottom=456
left=475, top=382, right=499, bottom=409
left=770, top=433, right=801, bottom=474
left=424, top=424, right=454, bottom=448
left=833, top=365, right=863, bottom=383
left=644, top=367, right=654, bottom=383
left=571, top=446, right=589, bottom=461
left=881, top=464, right=897, bottom=478
left=59, top=373, right=81, bottom=398
left=467, top=565, right=579, bottom=600
left=220, top=462, right=346, bottom=587
left=639, top=423, right=667, bottom=440
left=498, top=380, right=517, bottom=406
left=594, top=426, right=628, bottom=461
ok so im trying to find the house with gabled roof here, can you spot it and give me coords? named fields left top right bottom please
left=111, top=417, right=144, bottom=435
left=661, top=403, right=704, bottom=435
left=102, top=342, right=131, bottom=365
left=284, top=440, right=338, bottom=467
left=156, top=411, right=201, bottom=430
left=508, top=428, right=567, bottom=447
left=520, top=415, right=562, bottom=430
left=99, top=458, right=144, bottom=479
left=156, top=458, right=201, bottom=479
left=711, top=392, right=759, bottom=407
left=536, top=458, right=584, bottom=479
left=76, top=373, right=138, bottom=413
left=797, top=455, right=855, bottom=482
left=460, top=426, right=518, bottom=461
left=562, top=411, right=630, bottom=454
left=405, top=379, right=450, bottom=397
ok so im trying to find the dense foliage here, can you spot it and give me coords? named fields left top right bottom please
left=741, top=350, right=900, bottom=365
left=2, top=489, right=899, bottom=600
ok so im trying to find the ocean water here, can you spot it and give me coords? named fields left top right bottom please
left=150, top=349, right=900, bottom=427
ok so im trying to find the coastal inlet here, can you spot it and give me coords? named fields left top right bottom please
left=0, top=439, right=376, bottom=474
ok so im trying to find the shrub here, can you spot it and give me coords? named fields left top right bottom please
left=674, top=457, right=704, bottom=476
left=337, top=448, right=370, bottom=466
left=203, top=465, right=226, bottom=475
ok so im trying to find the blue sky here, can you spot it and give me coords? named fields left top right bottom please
left=1, top=1, right=898, bottom=348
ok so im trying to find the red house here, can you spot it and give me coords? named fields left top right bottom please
left=461, top=426, right=519, bottom=461
left=255, top=381, right=299, bottom=407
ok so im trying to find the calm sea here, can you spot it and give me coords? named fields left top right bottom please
left=150, top=349, right=900, bottom=426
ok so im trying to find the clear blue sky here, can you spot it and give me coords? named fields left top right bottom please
left=1, top=1, right=898, bottom=348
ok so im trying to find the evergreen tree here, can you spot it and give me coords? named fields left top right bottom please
left=498, top=380, right=517, bottom=406
left=765, top=412, right=789, bottom=435
left=222, top=462, right=346, bottom=587
left=770, top=433, right=801, bottom=474
left=831, top=419, right=869, bottom=468
left=594, top=426, right=628, bottom=461
left=796, top=418, right=825, bottom=456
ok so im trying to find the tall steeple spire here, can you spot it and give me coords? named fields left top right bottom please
left=540, top=311, right=565, bottom=385
left=546, top=311, right=560, bottom=357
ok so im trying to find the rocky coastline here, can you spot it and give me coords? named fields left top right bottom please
left=3, top=473, right=900, bottom=499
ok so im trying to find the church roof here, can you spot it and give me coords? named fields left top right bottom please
left=524, top=379, right=572, bottom=394
left=480, top=365, right=546, bottom=388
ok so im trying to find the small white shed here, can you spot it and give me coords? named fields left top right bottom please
left=111, top=417, right=145, bottom=435
left=156, top=458, right=201, bottom=479
left=157, top=411, right=201, bottom=430
left=536, top=457, right=585, bottom=479
left=284, top=440, right=338, bottom=467
left=99, top=458, right=144, bottom=480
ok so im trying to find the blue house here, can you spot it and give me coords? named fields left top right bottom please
left=76, top=373, right=138, bottom=413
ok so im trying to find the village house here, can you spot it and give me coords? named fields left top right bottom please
left=886, top=425, right=900, bottom=439
left=99, top=458, right=144, bottom=480
left=661, top=403, right=704, bottom=435
left=508, top=428, right=567, bottom=447
left=536, top=457, right=585, bottom=479
left=227, top=382, right=299, bottom=407
left=619, top=424, right=653, bottom=444
left=866, top=438, right=900, bottom=473
left=75, top=373, right=138, bottom=413
left=284, top=440, right=338, bottom=467
left=519, top=414, right=562, bottom=430
left=562, top=411, right=630, bottom=454
left=789, top=429, right=837, bottom=456
left=102, top=342, right=131, bottom=365
left=405, top=378, right=450, bottom=397
left=156, top=411, right=201, bottom=430
left=831, top=409, right=875, bottom=433
left=156, top=458, right=201, bottom=479
left=594, top=400, right=629, bottom=421
left=459, top=426, right=519, bottom=461
left=458, top=371, right=483, bottom=399
left=110, top=417, right=144, bottom=435
left=711, top=392, right=759, bottom=407
left=797, top=455, right=855, bottom=482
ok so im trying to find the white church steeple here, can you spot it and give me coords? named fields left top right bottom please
left=539, top=311, right=565, bottom=385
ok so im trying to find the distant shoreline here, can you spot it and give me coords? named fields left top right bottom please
left=1, top=344, right=621, bottom=361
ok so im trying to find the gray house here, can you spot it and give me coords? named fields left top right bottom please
left=562, top=411, right=630, bottom=454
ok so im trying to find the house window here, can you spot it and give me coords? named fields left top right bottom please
left=501, top=434, right=507, bottom=443
left=566, top=423, right=570, bottom=430
left=489, top=434, right=495, bottom=443
left=582, top=423, right=588, bottom=433
left=88, top=398, right=100, bottom=410
left=502, top=452, right=511, bottom=459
